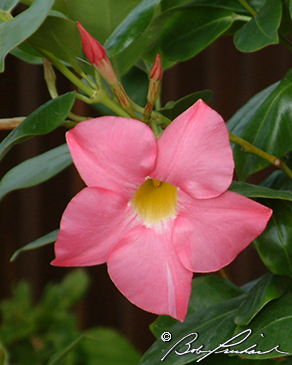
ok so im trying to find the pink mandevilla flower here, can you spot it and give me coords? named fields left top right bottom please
left=52, top=100, right=272, bottom=321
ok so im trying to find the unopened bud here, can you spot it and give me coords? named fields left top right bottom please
left=43, top=59, right=58, bottom=99
left=147, top=54, right=162, bottom=104
left=76, top=21, right=119, bottom=86
left=143, top=101, right=153, bottom=122
left=114, top=83, right=132, bottom=110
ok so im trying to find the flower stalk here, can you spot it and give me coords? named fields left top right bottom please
left=76, top=21, right=139, bottom=119
left=229, top=131, right=292, bottom=180
left=147, top=54, right=163, bottom=106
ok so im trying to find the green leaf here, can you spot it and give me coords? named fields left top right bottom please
left=10, top=43, right=43, bottom=65
left=0, top=342, right=8, bottom=365
left=229, top=69, right=292, bottom=181
left=160, top=6, right=235, bottom=61
left=80, top=328, right=141, bottom=365
left=27, top=15, right=81, bottom=67
left=161, top=0, right=247, bottom=12
left=258, top=201, right=292, bottom=276
left=234, top=0, right=282, bottom=52
left=234, top=293, right=292, bottom=360
left=229, top=181, right=292, bottom=201
left=10, top=229, right=59, bottom=261
left=140, top=296, right=243, bottom=365
left=104, top=0, right=161, bottom=57
left=235, top=273, right=287, bottom=326
left=254, top=200, right=292, bottom=277
left=151, top=276, right=244, bottom=339
left=47, top=335, right=85, bottom=365
left=121, top=66, right=149, bottom=107
left=0, top=144, right=72, bottom=201
left=158, top=90, right=213, bottom=120
left=66, top=0, right=141, bottom=44
left=141, top=8, right=177, bottom=70
left=1, top=0, right=19, bottom=11
left=0, top=0, right=54, bottom=72
left=52, top=0, right=70, bottom=17
left=0, top=92, right=75, bottom=161
left=261, top=152, right=292, bottom=191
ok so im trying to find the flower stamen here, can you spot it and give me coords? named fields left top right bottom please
left=131, top=179, right=177, bottom=226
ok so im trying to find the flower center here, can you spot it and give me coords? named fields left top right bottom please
left=131, top=179, right=177, bottom=226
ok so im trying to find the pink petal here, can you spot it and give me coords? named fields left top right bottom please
left=52, top=187, right=136, bottom=267
left=107, top=223, right=193, bottom=321
left=66, top=117, right=157, bottom=199
left=151, top=100, right=234, bottom=199
left=174, top=190, right=272, bottom=272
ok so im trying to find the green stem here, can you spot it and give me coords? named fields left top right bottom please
left=234, top=14, right=251, bottom=22
left=238, top=0, right=257, bottom=16
left=67, top=112, right=88, bottom=123
left=229, top=131, right=292, bottom=180
left=131, top=101, right=172, bottom=127
left=37, top=49, right=96, bottom=98
left=0, top=10, right=11, bottom=22
left=0, top=117, right=77, bottom=129
left=100, top=94, right=132, bottom=118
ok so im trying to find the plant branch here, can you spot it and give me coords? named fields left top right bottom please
left=238, top=0, right=257, bottom=16
left=229, top=131, right=292, bottom=180
left=37, top=49, right=96, bottom=98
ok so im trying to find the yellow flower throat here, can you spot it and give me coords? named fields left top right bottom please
left=131, top=179, right=177, bottom=226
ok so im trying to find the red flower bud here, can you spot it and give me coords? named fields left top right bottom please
left=76, top=21, right=119, bottom=86
left=150, top=54, right=162, bottom=82
left=147, top=54, right=163, bottom=104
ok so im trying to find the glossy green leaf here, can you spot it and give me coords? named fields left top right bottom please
left=290, top=0, right=292, bottom=18
left=160, top=6, right=235, bottom=61
left=234, top=293, right=292, bottom=360
left=1, top=0, right=19, bottom=11
left=111, top=29, right=151, bottom=76
left=229, top=181, right=292, bottom=201
left=0, top=92, right=75, bottom=161
left=66, top=0, right=141, bottom=44
left=10, top=229, right=59, bottom=261
left=0, top=144, right=72, bottom=201
left=158, top=90, right=213, bottom=120
left=229, top=70, right=292, bottom=181
left=10, top=43, right=43, bottom=65
left=0, top=0, right=54, bottom=72
left=234, top=0, right=282, bottom=52
left=28, top=15, right=81, bottom=67
left=53, top=0, right=70, bottom=17
left=79, top=328, right=141, bottom=365
left=185, top=354, right=285, bottom=365
left=104, top=0, right=161, bottom=57
left=261, top=152, right=292, bottom=191
left=140, top=296, right=242, bottom=365
left=235, top=273, right=287, bottom=326
left=254, top=199, right=292, bottom=277
left=141, top=8, right=177, bottom=69
left=121, top=66, right=149, bottom=107
left=161, top=0, right=247, bottom=12
left=151, top=276, right=244, bottom=339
